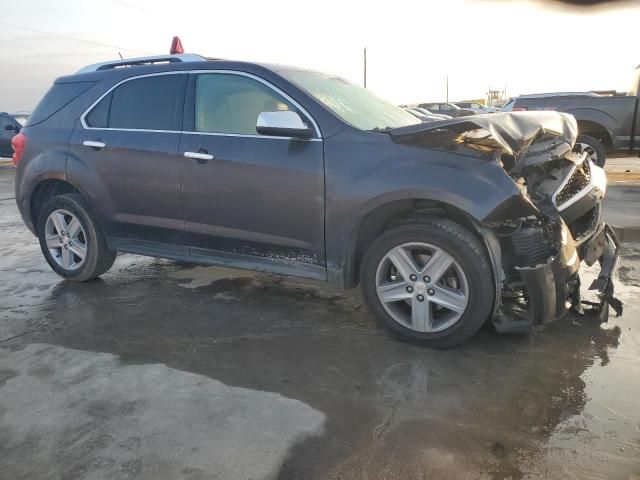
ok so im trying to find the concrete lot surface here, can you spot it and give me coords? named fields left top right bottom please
left=1, top=164, right=639, bottom=479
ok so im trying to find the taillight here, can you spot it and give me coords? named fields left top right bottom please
left=513, top=107, right=528, bottom=112
left=11, top=132, right=26, bottom=166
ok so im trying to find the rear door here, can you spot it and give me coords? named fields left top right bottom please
left=69, top=73, right=187, bottom=246
left=178, top=71, right=325, bottom=278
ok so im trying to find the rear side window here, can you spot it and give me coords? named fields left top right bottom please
left=86, top=74, right=186, bottom=130
left=29, top=82, right=95, bottom=126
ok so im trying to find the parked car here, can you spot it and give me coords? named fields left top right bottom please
left=500, top=67, right=640, bottom=166
left=13, top=53, right=620, bottom=347
left=409, top=107, right=452, bottom=120
left=0, top=112, right=22, bottom=158
left=11, top=111, right=31, bottom=126
left=403, top=107, right=451, bottom=122
left=416, top=102, right=475, bottom=117
left=454, top=102, right=498, bottom=114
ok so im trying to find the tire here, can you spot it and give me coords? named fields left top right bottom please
left=37, top=193, right=116, bottom=282
left=360, top=218, right=495, bottom=348
left=574, top=134, right=606, bottom=167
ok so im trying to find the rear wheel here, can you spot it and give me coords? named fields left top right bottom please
left=360, top=219, right=495, bottom=348
left=37, top=194, right=116, bottom=281
left=574, top=134, right=606, bottom=167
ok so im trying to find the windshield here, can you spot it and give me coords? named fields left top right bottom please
left=279, top=69, right=420, bottom=131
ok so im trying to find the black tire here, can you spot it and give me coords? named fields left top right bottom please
left=37, top=193, right=116, bottom=282
left=574, top=134, right=606, bottom=167
left=360, top=218, right=495, bottom=348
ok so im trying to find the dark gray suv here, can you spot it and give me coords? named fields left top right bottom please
left=14, top=53, right=621, bottom=347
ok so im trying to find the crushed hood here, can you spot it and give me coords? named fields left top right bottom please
left=390, top=111, right=578, bottom=173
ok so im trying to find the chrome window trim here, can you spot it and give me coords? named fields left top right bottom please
left=181, top=131, right=321, bottom=142
left=80, top=69, right=322, bottom=140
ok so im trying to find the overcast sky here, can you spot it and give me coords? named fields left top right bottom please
left=0, top=0, right=638, bottom=112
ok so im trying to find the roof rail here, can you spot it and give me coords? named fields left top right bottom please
left=76, top=53, right=206, bottom=74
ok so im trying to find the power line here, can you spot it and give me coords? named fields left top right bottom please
left=0, top=21, right=154, bottom=55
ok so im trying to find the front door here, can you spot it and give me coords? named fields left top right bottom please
left=179, top=71, right=325, bottom=278
left=69, top=73, right=187, bottom=246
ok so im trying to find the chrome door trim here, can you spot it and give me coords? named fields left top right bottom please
left=79, top=69, right=323, bottom=140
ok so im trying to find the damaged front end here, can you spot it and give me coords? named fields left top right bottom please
left=390, top=112, right=622, bottom=332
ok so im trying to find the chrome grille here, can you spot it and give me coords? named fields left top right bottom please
left=555, top=159, right=591, bottom=206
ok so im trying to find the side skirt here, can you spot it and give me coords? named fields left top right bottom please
left=107, top=237, right=328, bottom=282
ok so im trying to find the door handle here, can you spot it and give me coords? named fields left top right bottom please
left=83, top=140, right=106, bottom=150
left=184, top=151, right=214, bottom=162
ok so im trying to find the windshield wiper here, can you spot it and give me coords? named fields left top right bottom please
left=369, top=126, right=393, bottom=132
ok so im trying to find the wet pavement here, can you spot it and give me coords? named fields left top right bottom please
left=0, top=167, right=639, bottom=479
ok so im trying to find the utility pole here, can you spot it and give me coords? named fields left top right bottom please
left=363, top=47, right=367, bottom=88
left=446, top=75, right=449, bottom=102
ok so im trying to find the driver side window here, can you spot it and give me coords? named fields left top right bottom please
left=194, top=73, right=296, bottom=135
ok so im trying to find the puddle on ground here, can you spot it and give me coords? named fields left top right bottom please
left=167, top=265, right=258, bottom=289
left=0, top=344, right=325, bottom=480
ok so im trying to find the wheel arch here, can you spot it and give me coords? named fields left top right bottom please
left=342, top=196, right=503, bottom=304
left=28, top=176, right=98, bottom=235
left=566, top=109, right=616, bottom=148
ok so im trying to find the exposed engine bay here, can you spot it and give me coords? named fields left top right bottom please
left=390, top=111, right=622, bottom=332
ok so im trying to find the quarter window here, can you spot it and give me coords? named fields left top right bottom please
left=194, top=73, right=297, bottom=135
left=85, top=74, right=185, bottom=130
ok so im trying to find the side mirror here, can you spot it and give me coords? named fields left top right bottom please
left=3, top=124, right=16, bottom=131
left=256, top=111, right=312, bottom=138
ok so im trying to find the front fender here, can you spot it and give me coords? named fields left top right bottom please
left=324, top=139, right=532, bottom=285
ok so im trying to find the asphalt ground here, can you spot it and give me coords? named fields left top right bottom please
left=0, top=162, right=639, bottom=479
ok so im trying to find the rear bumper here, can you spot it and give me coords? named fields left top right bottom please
left=494, top=222, right=621, bottom=333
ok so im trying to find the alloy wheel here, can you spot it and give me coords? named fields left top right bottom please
left=375, top=242, right=469, bottom=333
left=44, top=209, right=87, bottom=271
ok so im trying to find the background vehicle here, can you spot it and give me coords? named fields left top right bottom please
left=0, top=112, right=21, bottom=158
left=500, top=67, right=640, bottom=166
left=410, top=107, right=452, bottom=120
left=403, top=106, right=452, bottom=122
left=13, top=54, right=619, bottom=348
left=416, top=102, right=475, bottom=117
left=454, top=102, right=498, bottom=114
left=11, top=112, right=31, bottom=126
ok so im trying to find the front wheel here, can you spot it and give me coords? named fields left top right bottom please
left=360, top=219, right=495, bottom=348
left=37, top=193, right=116, bottom=281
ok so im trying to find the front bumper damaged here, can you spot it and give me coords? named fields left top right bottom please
left=390, top=111, right=623, bottom=332
left=494, top=222, right=622, bottom=334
